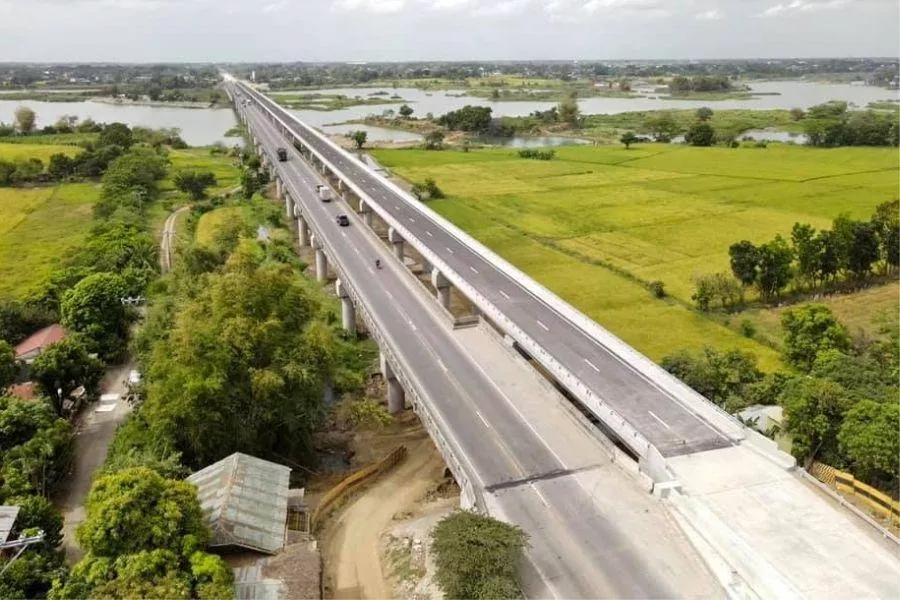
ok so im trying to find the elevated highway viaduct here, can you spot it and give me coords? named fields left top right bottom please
left=227, top=77, right=900, bottom=599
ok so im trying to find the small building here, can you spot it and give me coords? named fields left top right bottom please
left=14, top=324, right=67, bottom=364
left=0, top=506, right=19, bottom=546
left=187, top=453, right=292, bottom=555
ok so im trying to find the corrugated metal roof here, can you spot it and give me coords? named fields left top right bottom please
left=0, top=505, right=20, bottom=544
left=188, top=453, right=291, bottom=555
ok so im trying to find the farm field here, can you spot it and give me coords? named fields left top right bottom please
left=0, top=182, right=101, bottom=298
left=372, top=143, right=899, bottom=369
left=0, top=141, right=83, bottom=162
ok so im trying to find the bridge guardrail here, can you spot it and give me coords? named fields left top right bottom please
left=238, top=81, right=742, bottom=468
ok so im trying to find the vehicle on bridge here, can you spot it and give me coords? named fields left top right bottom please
left=336, top=214, right=350, bottom=227
left=316, top=184, right=333, bottom=202
left=276, top=147, right=288, bottom=161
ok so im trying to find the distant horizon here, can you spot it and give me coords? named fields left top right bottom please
left=0, top=56, right=897, bottom=67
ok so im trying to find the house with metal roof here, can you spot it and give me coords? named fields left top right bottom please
left=187, top=453, right=292, bottom=555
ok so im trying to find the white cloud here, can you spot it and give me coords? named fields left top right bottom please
left=262, top=0, right=288, bottom=13
left=695, top=8, right=721, bottom=19
left=758, top=0, right=851, bottom=17
left=421, top=0, right=474, bottom=9
left=472, top=0, right=532, bottom=16
left=334, top=0, right=405, bottom=13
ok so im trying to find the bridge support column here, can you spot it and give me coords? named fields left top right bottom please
left=335, top=279, right=356, bottom=335
left=388, top=227, right=404, bottom=262
left=431, top=270, right=451, bottom=311
left=297, top=215, right=309, bottom=247
left=421, top=258, right=432, bottom=275
left=380, top=353, right=406, bottom=414
left=359, top=199, right=373, bottom=228
left=311, top=234, right=327, bottom=283
left=285, top=194, right=293, bottom=220
left=275, top=177, right=284, bottom=200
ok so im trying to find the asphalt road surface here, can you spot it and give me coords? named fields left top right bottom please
left=237, top=82, right=730, bottom=459
left=244, top=104, right=684, bottom=598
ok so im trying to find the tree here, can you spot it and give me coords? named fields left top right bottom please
left=870, top=200, right=899, bottom=272
left=620, top=131, right=638, bottom=149
left=661, top=347, right=762, bottom=407
left=755, top=235, right=793, bottom=301
left=789, top=107, right=806, bottom=121
left=643, top=113, right=679, bottom=142
left=398, top=104, right=414, bottom=118
left=31, top=337, right=105, bottom=416
left=437, top=105, right=493, bottom=133
left=431, top=511, right=528, bottom=600
left=76, top=467, right=208, bottom=557
left=781, top=304, right=851, bottom=371
left=97, top=122, right=134, bottom=149
left=7, top=494, right=64, bottom=548
left=817, top=229, right=841, bottom=284
left=173, top=169, right=217, bottom=201
left=685, top=121, right=715, bottom=146
left=349, top=130, right=367, bottom=149
left=780, top=377, right=854, bottom=467
left=846, top=221, right=879, bottom=279
left=135, top=243, right=355, bottom=468
left=557, top=95, right=580, bottom=126
left=791, top=223, right=822, bottom=288
left=99, top=146, right=169, bottom=211
left=60, top=272, right=130, bottom=361
left=838, top=400, right=899, bottom=490
left=0, top=340, right=16, bottom=390
left=424, top=129, right=445, bottom=150
left=14, top=106, right=36, bottom=134
left=695, top=106, right=714, bottom=121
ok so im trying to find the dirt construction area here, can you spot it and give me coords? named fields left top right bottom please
left=321, top=413, right=456, bottom=600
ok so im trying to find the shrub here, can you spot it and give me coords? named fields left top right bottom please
left=648, top=280, right=666, bottom=299
left=740, top=319, right=757, bottom=338
left=517, top=148, right=555, bottom=160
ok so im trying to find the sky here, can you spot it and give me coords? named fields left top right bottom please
left=0, top=0, right=896, bottom=62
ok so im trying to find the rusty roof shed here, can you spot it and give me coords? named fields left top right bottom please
left=188, top=453, right=291, bottom=555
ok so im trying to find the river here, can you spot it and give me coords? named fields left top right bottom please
left=0, top=80, right=895, bottom=145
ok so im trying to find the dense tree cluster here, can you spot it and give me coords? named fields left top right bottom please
left=517, top=149, right=555, bottom=160
left=717, top=202, right=898, bottom=307
left=803, top=102, right=899, bottom=147
left=50, top=468, right=232, bottom=599
left=0, top=114, right=185, bottom=187
left=662, top=304, right=898, bottom=493
left=668, top=75, right=733, bottom=94
left=431, top=511, right=529, bottom=599
left=0, top=396, right=73, bottom=598
left=437, top=105, right=493, bottom=133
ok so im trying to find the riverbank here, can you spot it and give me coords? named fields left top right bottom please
left=90, top=96, right=221, bottom=109
left=271, top=91, right=412, bottom=111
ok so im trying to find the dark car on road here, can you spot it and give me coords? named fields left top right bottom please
left=336, top=214, right=350, bottom=227
left=276, top=147, right=288, bottom=161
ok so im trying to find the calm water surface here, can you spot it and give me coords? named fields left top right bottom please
left=1, top=81, right=895, bottom=145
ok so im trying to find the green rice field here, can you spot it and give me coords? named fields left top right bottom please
left=372, top=143, right=899, bottom=369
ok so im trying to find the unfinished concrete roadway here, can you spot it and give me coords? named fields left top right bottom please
left=236, top=81, right=900, bottom=599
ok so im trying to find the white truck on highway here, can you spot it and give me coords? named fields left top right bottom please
left=316, top=184, right=333, bottom=202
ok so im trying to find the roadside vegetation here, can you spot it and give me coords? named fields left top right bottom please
left=431, top=511, right=529, bottom=599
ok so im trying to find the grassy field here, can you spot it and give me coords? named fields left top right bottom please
left=195, top=206, right=245, bottom=246
left=0, top=142, right=83, bottom=162
left=0, top=182, right=101, bottom=298
left=372, top=143, right=899, bottom=369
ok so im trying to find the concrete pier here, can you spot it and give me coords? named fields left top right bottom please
left=311, top=234, right=327, bottom=282
left=335, top=279, right=356, bottom=334
left=380, top=353, right=406, bottom=414
left=297, top=215, right=309, bottom=247
left=388, top=227, right=404, bottom=262
left=275, top=177, right=283, bottom=200
left=432, top=269, right=451, bottom=310
left=360, top=199, right=374, bottom=228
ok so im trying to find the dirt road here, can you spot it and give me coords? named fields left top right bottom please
left=324, top=437, right=446, bottom=599
left=160, top=205, right=189, bottom=272
left=56, top=360, right=134, bottom=564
